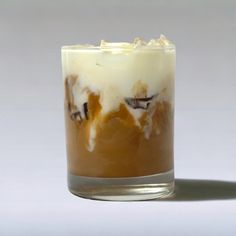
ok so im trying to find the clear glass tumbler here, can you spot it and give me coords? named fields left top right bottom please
left=61, top=37, right=175, bottom=200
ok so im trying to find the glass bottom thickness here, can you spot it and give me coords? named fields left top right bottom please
left=68, top=169, right=174, bottom=201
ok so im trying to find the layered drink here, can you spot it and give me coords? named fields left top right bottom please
left=61, top=35, right=175, bottom=200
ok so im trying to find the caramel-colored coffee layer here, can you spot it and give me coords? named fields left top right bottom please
left=65, top=90, right=174, bottom=178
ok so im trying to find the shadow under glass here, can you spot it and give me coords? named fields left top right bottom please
left=156, top=179, right=236, bottom=201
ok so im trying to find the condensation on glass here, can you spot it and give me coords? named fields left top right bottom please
left=61, top=36, right=176, bottom=200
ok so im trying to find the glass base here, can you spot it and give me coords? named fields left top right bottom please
left=68, top=170, right=174, bottom=201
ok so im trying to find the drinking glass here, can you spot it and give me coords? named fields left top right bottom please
left=61, top=38, right=175, bottom=200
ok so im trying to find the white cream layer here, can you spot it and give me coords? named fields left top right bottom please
left=62, top=36, right=175, bottom=151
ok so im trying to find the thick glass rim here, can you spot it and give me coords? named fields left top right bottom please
left=61, top=44, right=176, bottom=52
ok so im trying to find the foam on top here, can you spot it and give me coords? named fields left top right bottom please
left=62, top=35, right=175, bottom=51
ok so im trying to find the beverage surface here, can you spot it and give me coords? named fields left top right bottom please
left=62, top=36, right=175, bottom=177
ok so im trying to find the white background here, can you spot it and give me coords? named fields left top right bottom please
left=0, top=0, right=236, bottom=235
